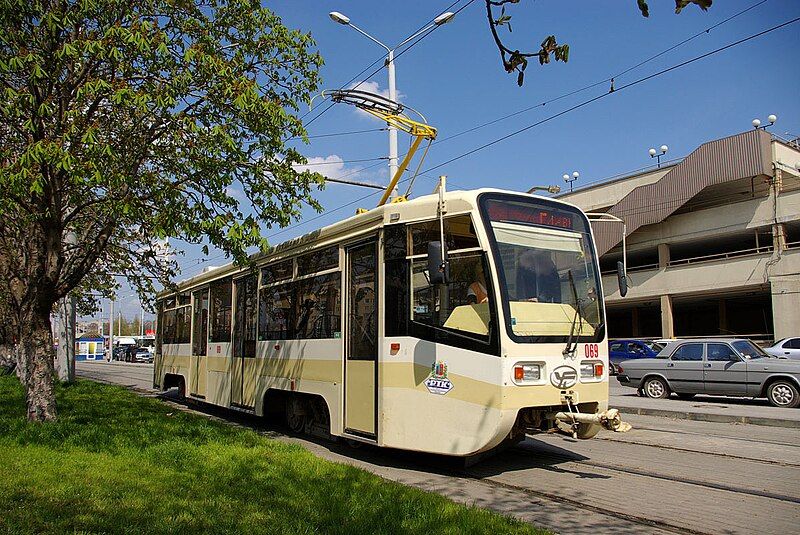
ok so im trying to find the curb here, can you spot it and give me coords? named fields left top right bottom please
left=614, top=404, right=800, bottom=429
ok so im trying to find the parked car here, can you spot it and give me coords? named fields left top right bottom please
left=134, top=347, right=153, bottom=363
left=609, top=339, right=664, bottom=374
left=765, top=338, right=800, bottom=360
left=616, top=338, right=800, bottom=408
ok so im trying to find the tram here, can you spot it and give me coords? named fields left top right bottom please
left=154, top=184, right=628, bottom=457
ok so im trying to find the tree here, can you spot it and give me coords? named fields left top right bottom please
left=0, top=0, right=323, bottom=421
left=486, top=0, right=713, bottom=85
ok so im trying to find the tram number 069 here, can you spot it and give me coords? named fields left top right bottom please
left=584, top=344, right=599, bottom=358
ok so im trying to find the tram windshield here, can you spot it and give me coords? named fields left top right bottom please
left=480, top=195, right=604, bottom=342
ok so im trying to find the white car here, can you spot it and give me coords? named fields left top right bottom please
left=765, top=338, right=800, bottom=360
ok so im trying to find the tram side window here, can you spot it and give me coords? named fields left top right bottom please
left=411, top=251, right=491, bottom=339
left=175, top=306, right=191, bottom=344
left=156, top=302, right=164, bottom=352
left=163, top=308, right=177, bottom=344
left=235, top=276, right=258, bottom=358
left=210, top=278, right=233, bottom=343
left=259, top=284, right=294, bottom=340
left=410, top=214, right=479, bottom=256
left=297, top=246, right=338, bottom=276
left=295, top=273, right=341, bottom=339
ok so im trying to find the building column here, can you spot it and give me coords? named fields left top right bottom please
left=773, top=223, right=786, bottom=253
left=658, top=243, right=671, bottom=268
left=770, top=279, right=800, bottom=340
left=631, top=307, right=640, bottom=337
left=660, top=294, right=674, bottom=338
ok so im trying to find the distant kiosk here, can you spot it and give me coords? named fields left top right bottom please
left=76, top=335, right=105, bottom=361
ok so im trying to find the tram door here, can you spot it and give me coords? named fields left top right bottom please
left=345, top=239, right=378, bottom=437
left=231, top=275, right=257, bottom=409
left=190, top=288, right=209, bottom=398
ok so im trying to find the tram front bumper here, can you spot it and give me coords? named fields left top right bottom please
left=553, top=408, right=632, bottom=434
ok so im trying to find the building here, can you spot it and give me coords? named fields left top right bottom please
left=553, top=129, right=800, bottom=342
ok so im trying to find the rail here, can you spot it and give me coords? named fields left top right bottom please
left=785, top=240, right=800, bottom=250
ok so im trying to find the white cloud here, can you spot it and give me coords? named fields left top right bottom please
left=293, top=154, right=349, bottom=179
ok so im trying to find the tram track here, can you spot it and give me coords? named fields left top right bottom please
left=509, top=444, right=800, bottom=505
left=460, top=469, right=711, bottom=535
left=594, top=434, right=800, bottom=468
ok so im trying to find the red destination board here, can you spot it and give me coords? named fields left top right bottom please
left=486, top=201, right=573, bottom=229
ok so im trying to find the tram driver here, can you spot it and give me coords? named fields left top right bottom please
left=515, top=250, right=560, bottom=303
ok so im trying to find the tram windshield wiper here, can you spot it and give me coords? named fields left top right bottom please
left=563, top=270, right=582, bottom=357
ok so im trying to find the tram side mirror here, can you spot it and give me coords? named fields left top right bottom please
left=427, top=241, right=450, bottom=285
left=616, top=261, right=628, bottom=297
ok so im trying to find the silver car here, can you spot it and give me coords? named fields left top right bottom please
left=616, top=338, right=800, bottom=408
left=765, top=338, right=800, bottom=360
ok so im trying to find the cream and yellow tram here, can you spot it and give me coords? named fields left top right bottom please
left=155, top=188, right=621, bottom=457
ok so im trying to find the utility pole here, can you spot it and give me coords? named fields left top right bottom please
left=108, top=299, right=114, bottom=360
left=141, top=307, right=145, bottom=337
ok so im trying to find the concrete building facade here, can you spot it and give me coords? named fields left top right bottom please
left=554, top=129, right=800, bottom=343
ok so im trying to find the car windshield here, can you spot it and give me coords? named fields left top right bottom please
left=481, top=195, right=603, bottom=342
left=644, top=341, right=663, bottom=352
left=732, top=340, right=769, bottom=359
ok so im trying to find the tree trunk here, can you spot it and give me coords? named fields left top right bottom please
left=21, top=307, right=57, bottom=422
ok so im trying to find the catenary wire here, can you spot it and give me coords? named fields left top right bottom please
left=432, top=0, right=771, bottom=146
left=420, top=16, right=800, bottom=175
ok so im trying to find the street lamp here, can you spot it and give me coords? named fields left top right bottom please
left=648, top=145, right=668, bottom=168
left=329, top=10, right=456, bottom=185
left=563, top=171, right=579, bottom=192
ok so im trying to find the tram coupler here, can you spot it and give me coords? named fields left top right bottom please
left=553, top=408, right=632, bottom=434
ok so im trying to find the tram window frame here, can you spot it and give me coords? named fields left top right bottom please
left=261, top=259, right=293, bottom=284
left=174, top=305, right=191, bottom=344
left=258, top=282, right=295, bottom=341
left=163, top=308, right=177, bottom=344
left=294, top=271, right=341, bottom=339
left=297, top=245, right=339, bottom=276
left=383, top=221, right=500, bottom=356
left=209, top=277, right=233, bottom=343
left=234, top=275, right=258, bottom=358
left=192, top=289, right=209, bottom=356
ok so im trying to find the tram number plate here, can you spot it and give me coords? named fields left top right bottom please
left=584, top=344, right=599, bottom=358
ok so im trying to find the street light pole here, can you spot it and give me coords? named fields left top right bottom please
left=386, top=48, right=398, bottom=181
left=329, top=11, right=455, bottom=192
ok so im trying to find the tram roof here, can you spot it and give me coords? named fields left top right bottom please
left=165, top=188, right=577, bottom=292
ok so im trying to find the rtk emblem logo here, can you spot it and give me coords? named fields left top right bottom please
left=550, top=365, right=578, bottom=389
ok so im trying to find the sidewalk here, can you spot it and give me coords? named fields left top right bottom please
left=610, top=383, right=800, bottom=429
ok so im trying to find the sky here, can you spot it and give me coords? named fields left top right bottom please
left=100, top=0, right=800, bottom=321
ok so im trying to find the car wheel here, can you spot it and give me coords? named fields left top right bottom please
left=676, top=393, right=696, bottom=400
left=609, top=363, right=617, bottom=376
left=643, top=377, right=670, bottom=399
left=767, top=380, right=800, bottom=408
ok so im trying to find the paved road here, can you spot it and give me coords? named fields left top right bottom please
left=77, top=361, right=800, bottom=535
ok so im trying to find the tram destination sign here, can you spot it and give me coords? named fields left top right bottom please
left=486, top=201, right=574, bottom=230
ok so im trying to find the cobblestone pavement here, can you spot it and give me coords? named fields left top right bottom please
left=77, top=361, right=800, bottom=535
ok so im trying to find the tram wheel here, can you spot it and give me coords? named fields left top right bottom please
left=285, top=396, right=307, bottom=433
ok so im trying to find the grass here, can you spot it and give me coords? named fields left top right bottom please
left=0, top=376, right=546, bottom=534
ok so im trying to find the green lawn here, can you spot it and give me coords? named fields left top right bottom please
left=0, top=376, right=546, bottom=534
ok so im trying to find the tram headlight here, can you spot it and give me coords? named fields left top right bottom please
left=580, top=361, right=604, bottom=379
left=513, top=363, right=541, bottom=383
